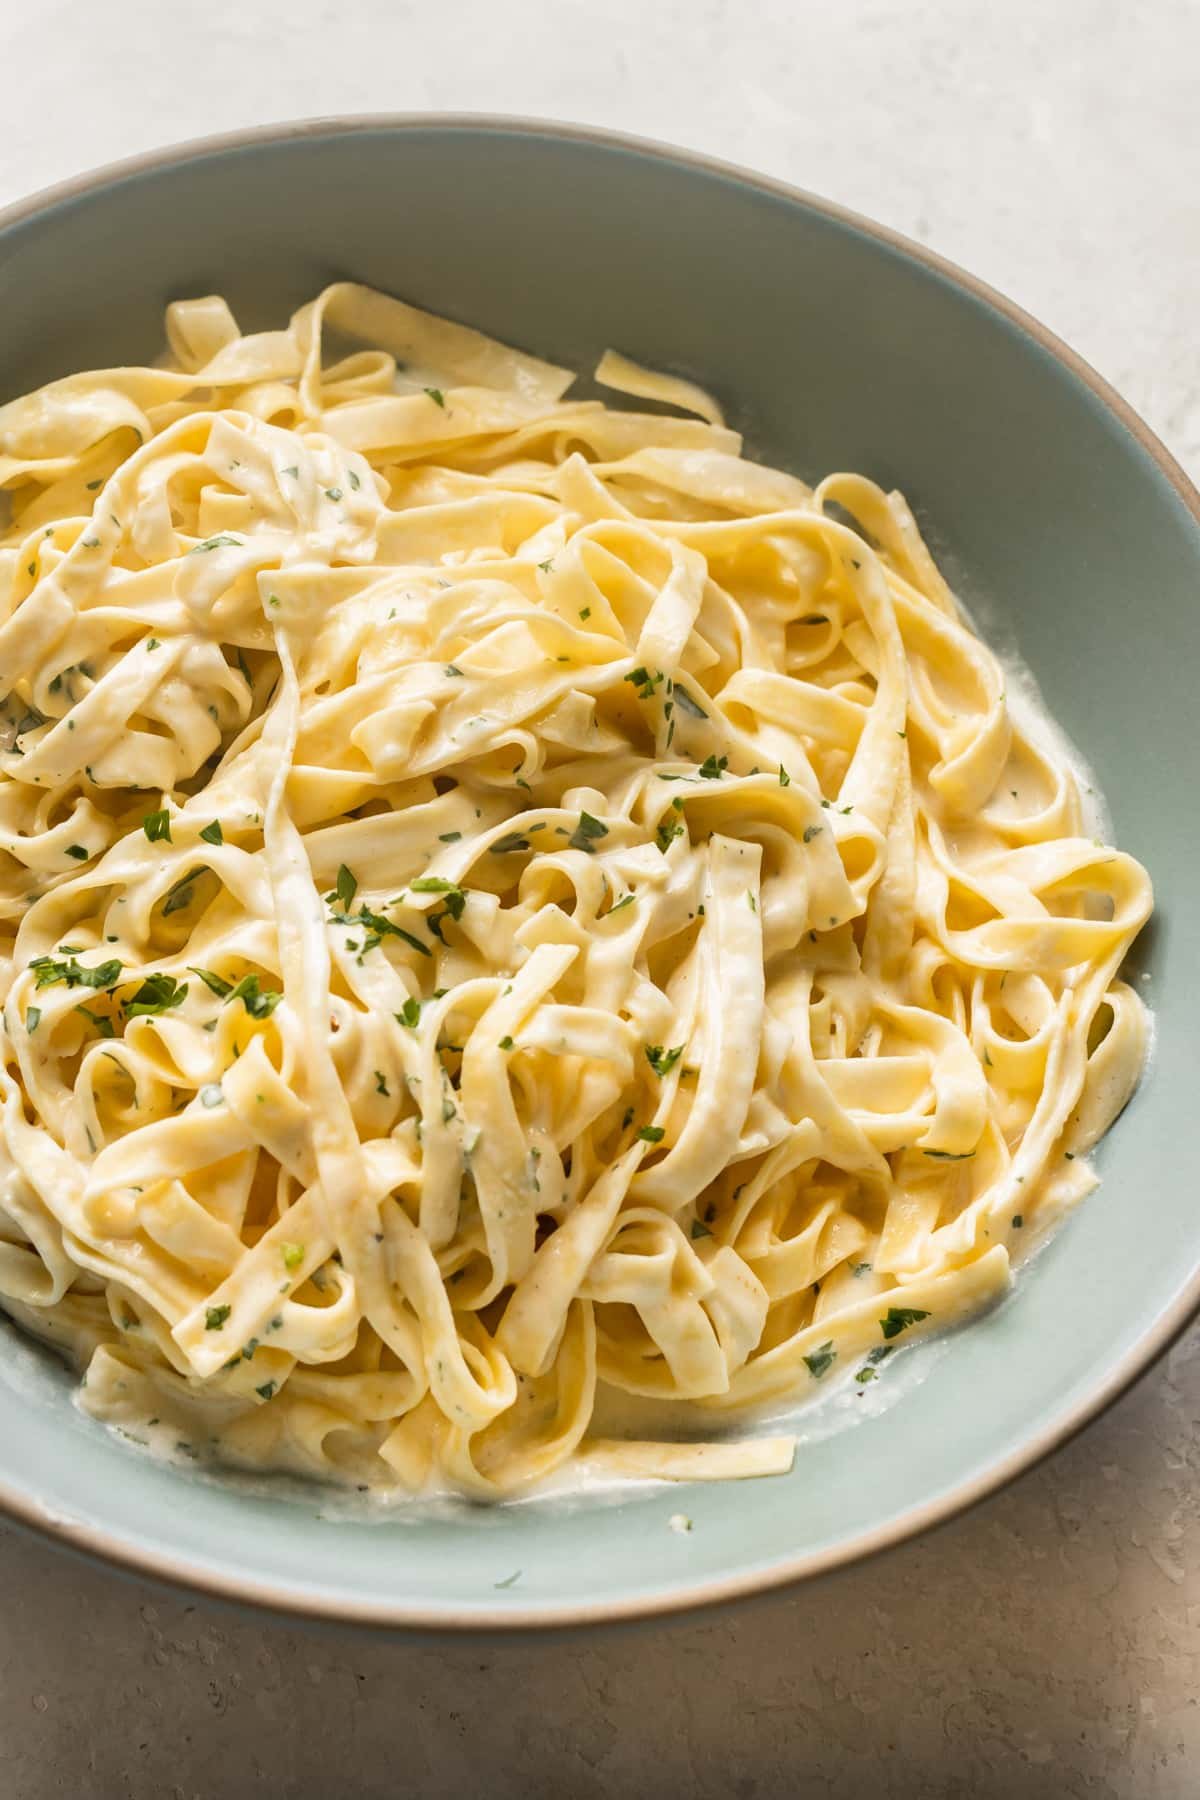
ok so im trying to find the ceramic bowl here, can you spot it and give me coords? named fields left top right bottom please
left=1, top=117, right=1197, bottom=1630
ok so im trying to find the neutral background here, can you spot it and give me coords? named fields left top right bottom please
left=1, top=3, right=1197, bottom=1796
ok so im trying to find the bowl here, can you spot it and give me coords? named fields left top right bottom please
left=1, top=116, right=1197, bottom=1631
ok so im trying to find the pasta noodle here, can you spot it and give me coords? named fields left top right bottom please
left=0, top=285, right=1151, bottom=1496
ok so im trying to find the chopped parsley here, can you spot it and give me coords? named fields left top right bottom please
left=65, top=844, right=89, bottom=861
left=199, top=820, right=224, bottom=846
left=624, top=665, right=665, bottom=701
left=29, top=954, right=122, bottom=992
left=779, top=765, right=791, bottom=787
left=204, top=1305, right=231, bottom=1331
left=75, top=1004, right=114, bottom=1038
left=608, top=893, right=636, bottom=914
left=324, top=486, right=343, bottom=503
left=281, top=1242, right=304, bottom=1271
left=189, top=534, right=243, bottom=554
left=690, top=1218, right=713, bottom=1240
left=672, top=686, right=708, bottom=720
left=335, top=863, right=358, bottom=910
left=227, top=973, right=283, bottom=1019
left=803, top=1340, right=836, bottom=1379
left=879, top=1306, right=930, bottom=1340
left=25, top=1007, right=41, bottom=1034
left=922, top=1148, right=975, bottom=1161
left=655, top=819, right=685, bottom=854
left=802, top=824, right=822, bottom=844
left=396, top=997, right=422, bottom=1030
left=374, top=1070, right=390, bottom=1095
left=189, top=966, right=232, bottom=999
left=498, top=1036, right=514, bottom=1051
left=443, top=664, right=464, bottom=678
left=438, top=830, right=462, bottom=843
left=637, top=1125, right=665, bottom=1144
left=162, top=869, right=206, bottom=916
left=424, top=387, right=446, bottom=408
left=645, top=1044, right=683, bottom=1077
left=1012, top=1214, right=1024, bottom=1229
left=568, top=811, right=608, bottom=853
left=255, top=1380, right=277, bottom=1401
left=697, top=754, right=728, bottom=780
left=490, top=831, right=532, bottom=855
left=142, top=808, right=172, bottom=843
left=124, top=973, right=188, bottom=1018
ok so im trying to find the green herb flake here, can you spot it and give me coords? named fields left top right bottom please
left=75, top=1004, right=115, bottom=1038
left=397, top=997, right=422, bottom=1030
left=779, top=765, right=791, bottom=787
left=498, top=1036, right=514, bottom=1051
left=879, top=1306, right=930, bottom=1341
left=802, top=824, right=822, bottom=844
left=568, top=810, right=609, bottom=853
left=227, top=973, right=283, bottom=1019
left=199, top=820, right=224, bottom=846
left=645, top=1044, right=683, bottom=1077
left=491, top=831, right=532, bottom=855
left=609, top=893, right=635, bottom=914
left=255, top=1380, right=277, bottom=1401
left=425, top=387, right=446, bottom=408
left=189, top=966, right=232, bottom=999
left=374, top=1070, right=390, bottom=1096
left=25, top=1007, right=42, bottom=1034
left=281, top=1242, right=304, bottom=1271
left=1012, top=1214, right=1024, bottom=1229
left=29, top=954, right=123, bottom=992
left=803, top=1340, right=836, bottom=1379
left=335, top=864, right=358, bottom=910
left=673, top=685, right=708, bottom=720
left=637, top=1125, right=665, bottom=1144
left=690, top=1218, right=713, bottom=1241
left=204, top=1304, right=231, bottom=1331
left=697, top=754, right=728, bottom=780
left=124, top=973, right=188, bottom=1018
left=142, top=809, right=171, bottom=843
left=923, top=1148, right=975, bottom=1161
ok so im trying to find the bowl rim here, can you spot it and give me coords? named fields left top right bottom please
left=1, top=110, right=1198, bottom=1635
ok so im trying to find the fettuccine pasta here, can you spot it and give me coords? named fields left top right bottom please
left=0, top=286, right=1151, bottom=1496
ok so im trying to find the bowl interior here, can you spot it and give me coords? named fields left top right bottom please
left=1, top=119, right=1197, bottom=1628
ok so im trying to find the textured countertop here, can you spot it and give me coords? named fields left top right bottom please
left=1, top=4, right=1198, bottom=1795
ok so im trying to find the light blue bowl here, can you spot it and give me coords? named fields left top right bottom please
left=1, top=117, right=1197, bottom=1630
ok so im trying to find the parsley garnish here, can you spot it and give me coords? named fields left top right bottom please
left=199, top=820, right=223, bottom=846
left=697, top=754, right=727, bottom=780
left=142, top=809, right=171, bottom=843
left=922, top=1149, right=975, bottom=1160
left=25, top=1007, right=41, bottom=1034
left=802, top=824, right=822, bottom=843
left=438, top=830, right=462, bottom=843
left=281, top=1242, right=304, bottom=1270
left=65, top=844, right=89, bottom=860
left=189, top=966, right=232, bottom=999
left=124, top=973, right=188, bottom=1018
left=608, top=894, right=635, bottom=914
left=498, top=1036, right=514, bottom=1051
left=779, top=766, right=791, bottom=787
left=162, top=869, right=206, bottom=916
left=227, top=973, right=283, bottom=1018
left=690, top=1218, right=713, bottom=1240
left=568, top=811, right=608, bottom=853
left=424, top=387, right=446, bottom=408
left=645, top=1044, right=683, bottom=1077
left=803, top=1341, right=836, bottom=1379
left=189, top=535, right=242, bottom=554
left=443, top=664, right=464, bottom=678
left=29, top=954, right=122, bottom=992
left=396, top=997, right=422, bottom=1029
left=655, top=819, right=684, bottom=853
left=491, top=831, right=532, bottom=855
left=624, top=666, right=665, bottom=701
left=205, top=1305, right=231, bottom=1330
left=324, top=486, right=343, bottom=502
left=75, top=1004, right=115, bottom=1038
left=879, top=1306, right=930, bottom=1340
left=335, top=864, right=358, bottom=910
left=374, top=1070, right=390, bottom=1095
left=637, top=1125, right=665, bottom=1143
left=672, top=686, right=708, bottom=720
left=255, top=1380, right=277, bottom=1401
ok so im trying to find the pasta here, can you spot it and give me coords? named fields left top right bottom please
left=0, top=285, right=1152, bottom=1497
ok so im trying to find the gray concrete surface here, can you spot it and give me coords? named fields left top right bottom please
left=1, top=2, right=1198, bottom=1794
